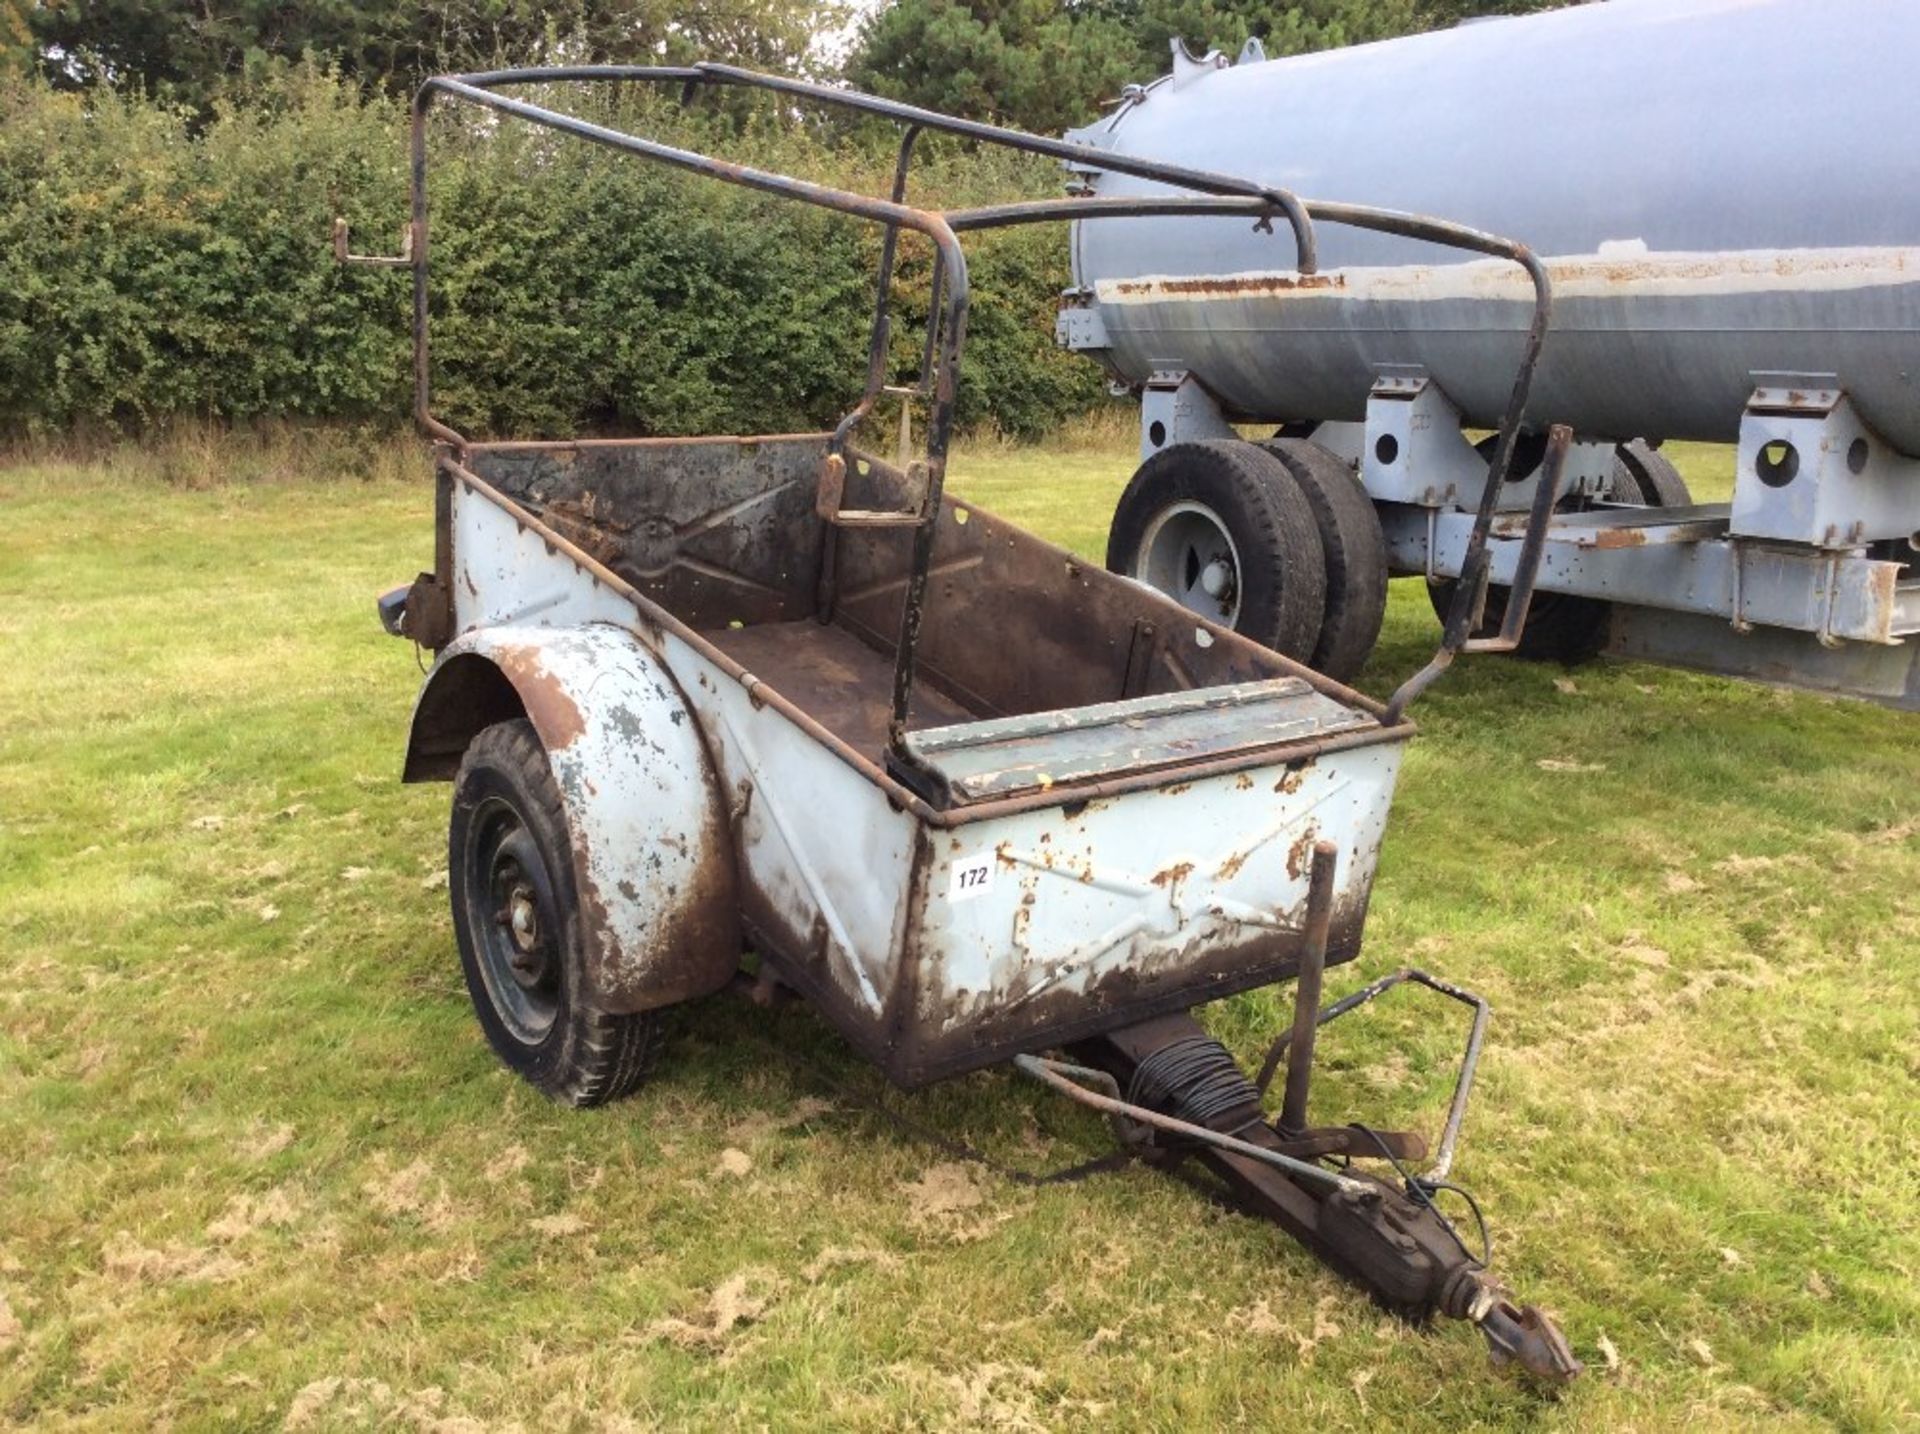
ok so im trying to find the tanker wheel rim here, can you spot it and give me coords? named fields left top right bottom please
left=463, top=796, right=563, bottom=1046
left=1133, top=500, right=1244, bottom=627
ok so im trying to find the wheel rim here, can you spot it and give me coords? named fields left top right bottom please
left=1133, top=501, right=1244, bottom=626
left=463, top=797, right=562, bottom=1045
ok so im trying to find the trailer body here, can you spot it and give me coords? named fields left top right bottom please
left=405, top=437, right=1402, bottom=1084
left=363, top=61, right=1591, bottom=1382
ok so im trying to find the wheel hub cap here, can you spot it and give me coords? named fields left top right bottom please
left=1134, top=501, right=1244, bottom=626
left=501, top=883, right=547, bottom=986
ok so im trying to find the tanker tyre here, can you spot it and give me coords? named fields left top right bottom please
left=1106, top=440, right=1327, bottom=661
left=449, top=719, right=666, bottom=1108
left=1426, top=440, right=1695, bottom=664
left=1261, top=437, right=1389, bottom=683
left=1614, top=439, right=1692, bottom=508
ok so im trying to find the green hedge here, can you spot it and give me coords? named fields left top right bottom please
left=0, top=70, right=1107, bottom=441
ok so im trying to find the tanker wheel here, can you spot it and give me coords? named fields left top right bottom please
left=1426, top=439, right=1693, bottom=664
left=1107, top=439, right=1327, bottom=661
left=1260, top=437, right=1389, bottom=683
left=449, top=719, right=666, bottom=1107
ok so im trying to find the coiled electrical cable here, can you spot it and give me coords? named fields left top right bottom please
left=1125, top=1035, right=1265, bottom=1136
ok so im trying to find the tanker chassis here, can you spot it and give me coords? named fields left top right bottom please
left=1061, top=0, right=1919, bottom=708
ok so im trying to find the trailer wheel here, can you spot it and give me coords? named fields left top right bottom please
left=1107, top=440, right=1327, bottom=660
left=449, top=720, right=664, bottom=1107
left=1427, top=440, right=1695, bottom=663
left=1260, top=437, right=1389, bottom=683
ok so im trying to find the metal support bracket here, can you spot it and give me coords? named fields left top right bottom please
left=1055, top=288, right=1111, bottom=353
left=1361, top=370, right=1489, bottom=508
left=1363, top=370, right=1614, bottom=512
left=1139, top=370, right=1236, bottom=460
left=1734, top=378, right=1920, bottom=549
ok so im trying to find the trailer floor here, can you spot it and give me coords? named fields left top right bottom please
left=706, top=617, right=980, bottom=756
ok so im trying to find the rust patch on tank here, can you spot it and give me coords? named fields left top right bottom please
left=1151, top=860, right=1195, bottom=889
left=1111, top=272, right=1349, bottom=298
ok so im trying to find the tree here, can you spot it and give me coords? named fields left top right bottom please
left=0, top=2, right=31, bottom=74
left=29, top=0, right=847, bottom=108
left=848, top=0, right=1569, bottom=134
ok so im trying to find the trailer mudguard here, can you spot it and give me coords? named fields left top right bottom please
left=404, top=622, right=741, bottom=1014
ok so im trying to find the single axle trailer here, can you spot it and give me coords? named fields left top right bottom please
left=1063, top=0, right=1920, bottom=707
left=357, top=63, right=1591, bottom=1383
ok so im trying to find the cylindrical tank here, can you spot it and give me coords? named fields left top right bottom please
left=1068, top=0, right=1920, bottom=450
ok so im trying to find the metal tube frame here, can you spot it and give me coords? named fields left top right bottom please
left=1256, top=965, right=1491, bottom=1184
left=1278, top=840, right=1339, bottom=1135
left=1383, top=424, right=1576, bottom=722
left=400, top=64, right=1557, bottom=780
left=1011, top=1053, right=1370, bottom=1195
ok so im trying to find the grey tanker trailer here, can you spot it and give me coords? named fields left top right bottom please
left=1057, top=0, right=1920, bottom=706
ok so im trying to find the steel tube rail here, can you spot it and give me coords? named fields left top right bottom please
left=689, top=61, right=1321, bottom=275
left=409, top=75, right=972, bottom=784
left=1278, top=841, right=1339, bottom=1135
left=402, top=65, right=1556, bottom=779
left=1013, top=1054, right=1369, bottom=1194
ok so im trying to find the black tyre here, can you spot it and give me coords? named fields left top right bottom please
left=1427, top=439, right=1695, bottom=663
left=449, top=719, right=665, bottom=1107
left=1106, top=439, right=1327, bottom=661
left=1613, top=438, right=1692, bottom=507
left=1260, top=437, right=1389, bottom=683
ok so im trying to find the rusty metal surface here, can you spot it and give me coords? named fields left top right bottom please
left=890, top=740, right=1400, bottom=1085
left=428, top=457, right=1417, bottom=827
left=904, top=678, right=1372, bottom=803
left=418, top=463, right=1411, bottom=1085
left=831, top=485, right=1313, bottom=721
left=414, top=623, right=742, bottom=1014
left=1489, top=502, right=1732, bottom=549
left=706, top=619, right=975, bottom=757
left=468, top=437, right=829, bottom=631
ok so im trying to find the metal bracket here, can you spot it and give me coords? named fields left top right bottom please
left=1055, top=290, right=1111, bottom=353
left=1734, top=378, right=1920, bottom=549
left=1362, top=370, right=1616, bottom=513
left=1361, top=371, right=1487, bottom=508
left=816, top=451, right=926, bottom=529
left=331, top=217, right=413, bottom=268
left=1168, top=39, right=1230, bottom=90
left=1140, top=371, right=1235, bottom=460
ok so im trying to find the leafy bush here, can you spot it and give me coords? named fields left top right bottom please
left=0, top=68, right=1106, bottom=442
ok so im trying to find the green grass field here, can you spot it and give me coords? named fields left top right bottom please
left=0, top=435, right=1914, bottom=1430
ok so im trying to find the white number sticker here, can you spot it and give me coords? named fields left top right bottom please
left=949, top=853, right=995, bottom=903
